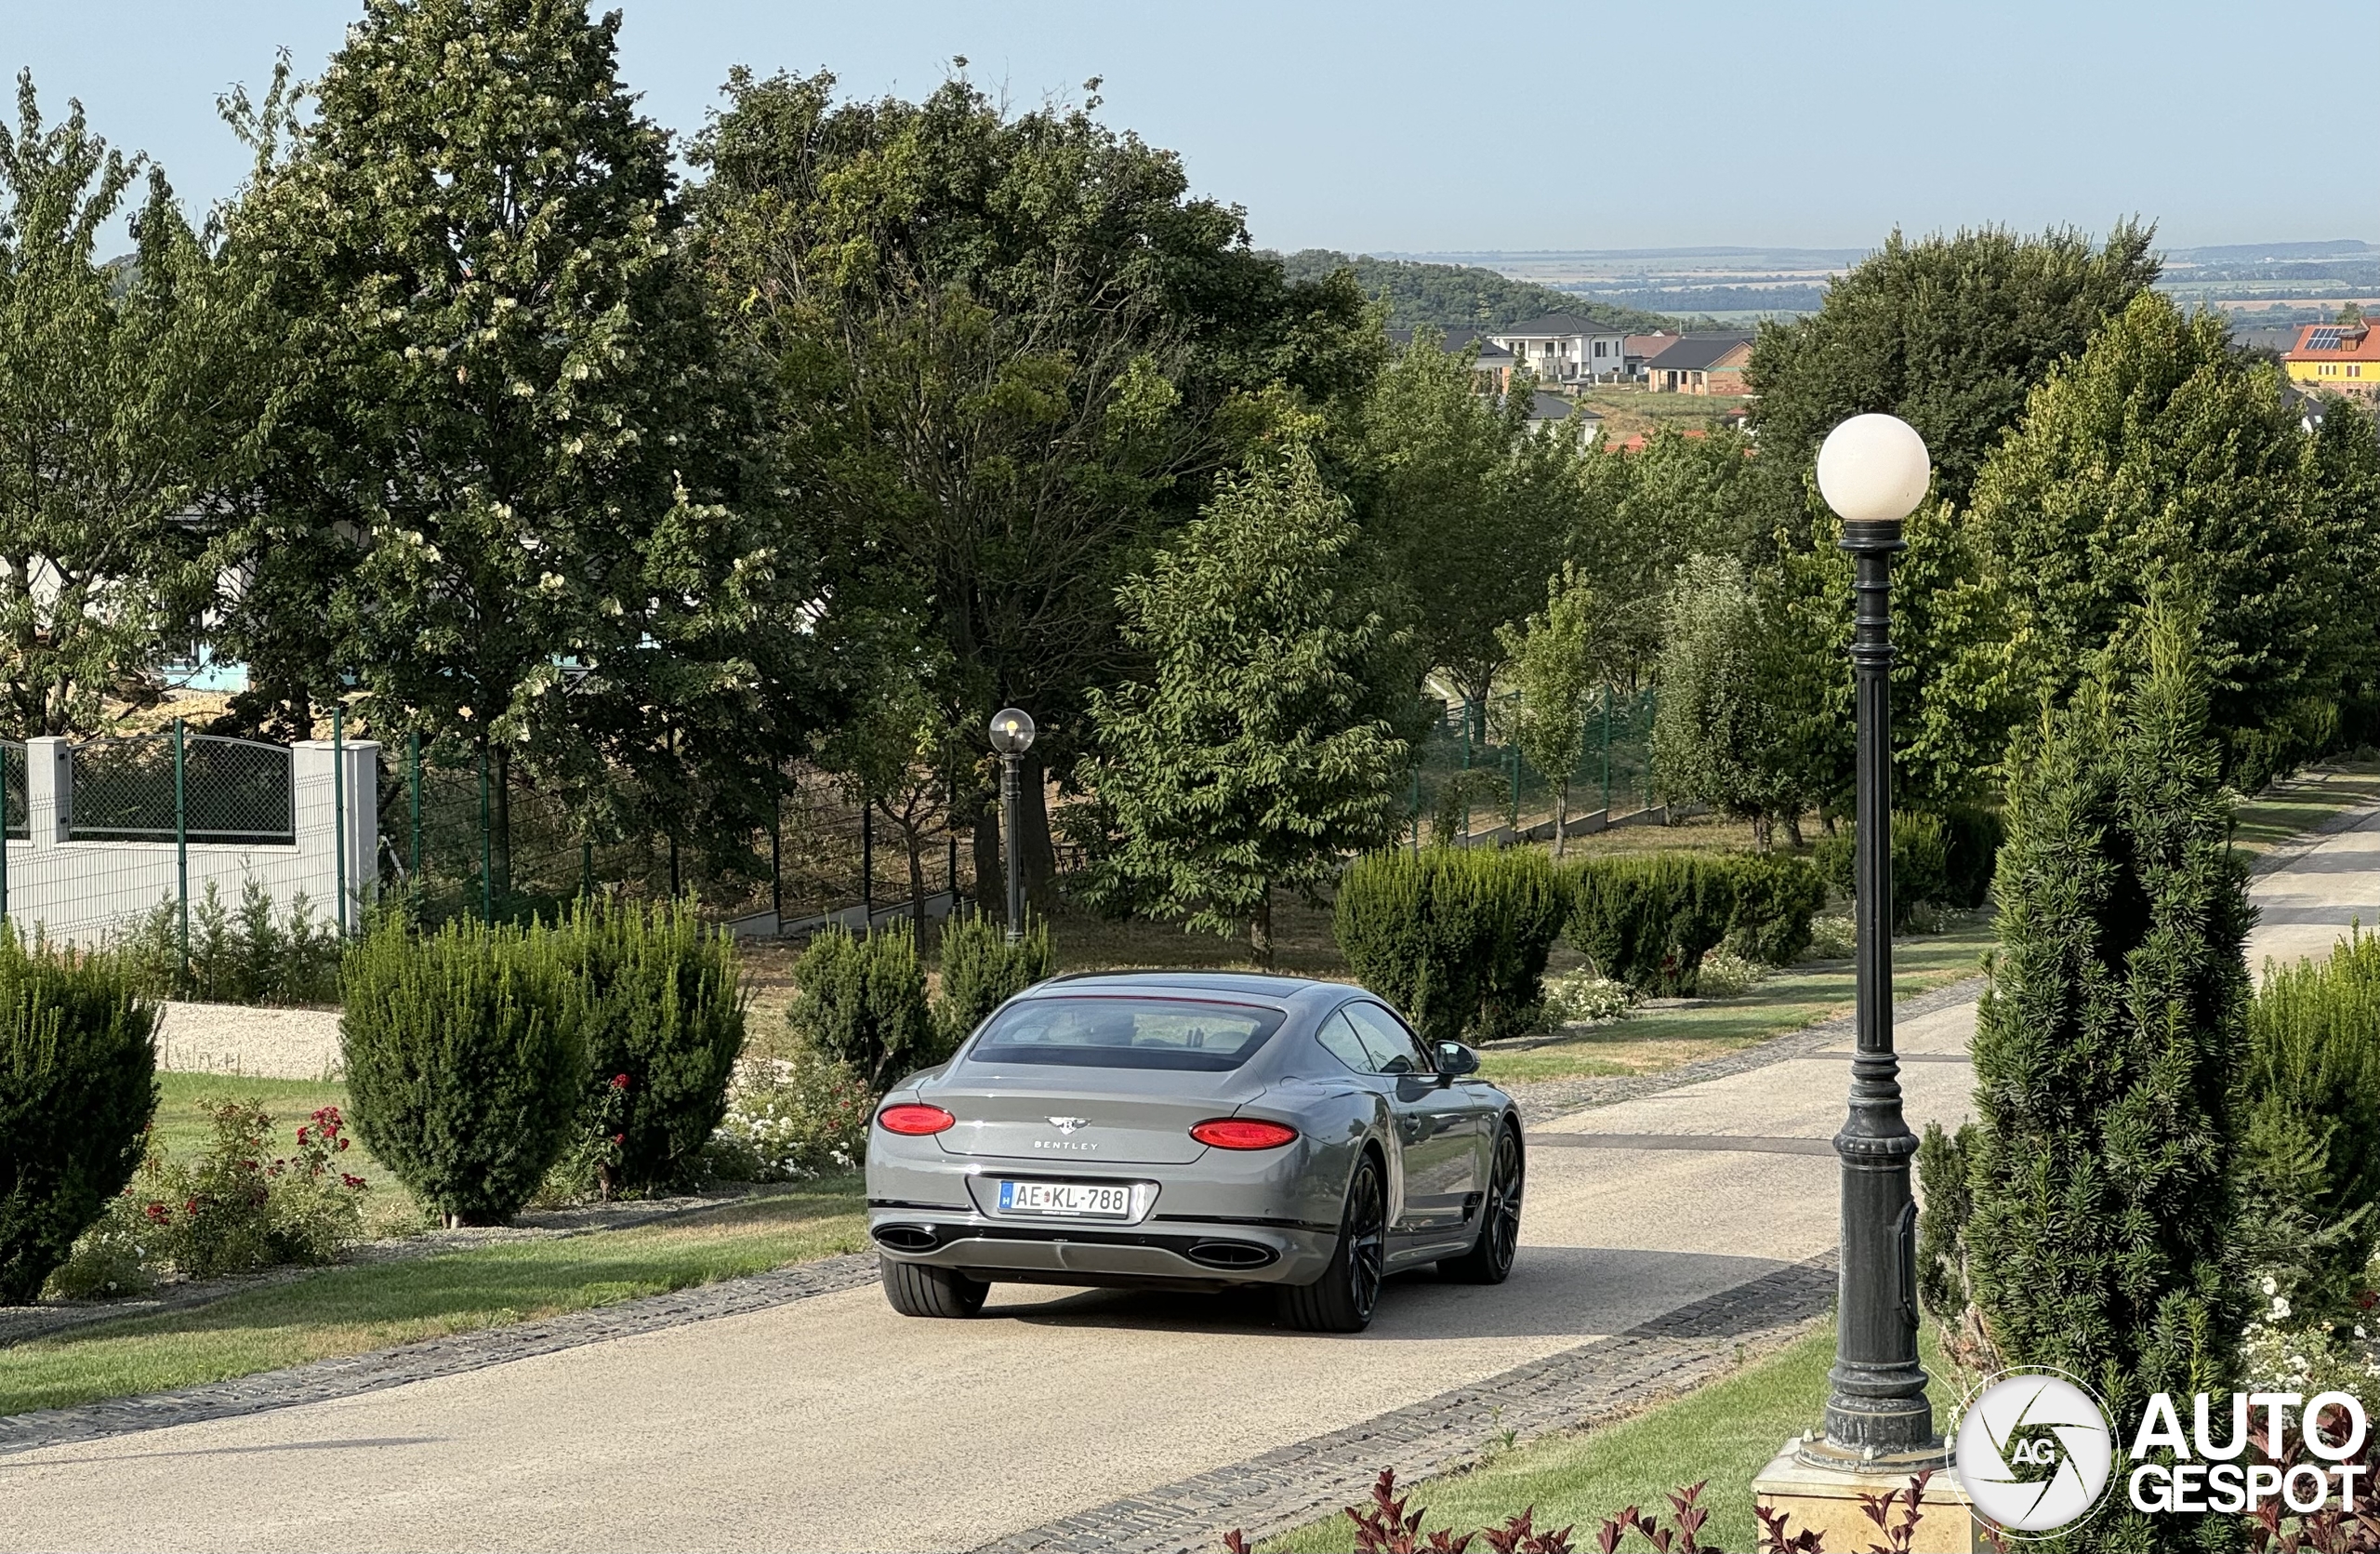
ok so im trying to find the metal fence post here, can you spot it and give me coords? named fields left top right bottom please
left=479, top=743, right=493, bottom=924
left=173, top=718, right=189, bottom=963
left=407, top=731, right=421, bottom=882
left=861, top=804, right=873, bottom=923
left=1602, top=685, right=1614, bottom=815
left=771, top=793, right=784, bottom=922
left=581, top=837, right=593, bottom=901
left=1, top=746, right=12, bottom=928
left=332, top=706, right=347, bottom=936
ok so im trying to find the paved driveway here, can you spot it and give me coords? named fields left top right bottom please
left=5, top=803, right=2375, bottom=1553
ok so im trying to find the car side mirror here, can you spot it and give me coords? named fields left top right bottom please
left=1435, top=1041, right=1480, bottom=1081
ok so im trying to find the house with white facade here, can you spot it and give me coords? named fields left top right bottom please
left=1488, top=313, right=1630, bottom=386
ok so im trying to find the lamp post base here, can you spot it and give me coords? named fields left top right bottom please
left=1754, top=1438, right=1973, bottom=1553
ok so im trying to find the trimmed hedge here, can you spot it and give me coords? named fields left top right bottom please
left=1814, top=810, right=1951, bottom=929
left=789, top=924, right=936, bottom=1090
left=342, top=918, right=584, bottom=1227
left=1333, top=847, right=1568, bottom=1044
left=2239, top=931, right=2380, bottom=1313
left=936, top=911, right=1053, bottom=1050
left=0, top=938, right=159, bottom=1302
left=1723, top=853, right=1828, bottom=965
left=563, top=897, right=747, bottom=1195
left=1566, top=855, right=1736, bottom=996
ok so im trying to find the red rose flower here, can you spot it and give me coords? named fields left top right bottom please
left=610, top=1073, right=631, bottom=1092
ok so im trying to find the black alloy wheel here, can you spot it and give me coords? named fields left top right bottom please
left=1280, top=1151, right=1389, bottom=1332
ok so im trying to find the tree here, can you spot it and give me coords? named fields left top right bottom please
left=1275, top=249, right=1676, bottom=335
left=1080, top=445, right=1408, bottom=964
left=692, top=69, right=1380, bottom=905
left=1745, top=222, right=2160, bottom=511
left=1928, top=605, right=2247, bottom=1552
left=1495, top=565, right=1598, bottom=856
left=814, top=635, right=968, bottom=923
left=1649, top=554, right=1808, bottom=844
left=1360, top=340, right=1573, bottom=712
left=1573, top=426, right=1765, bottom=686
left=0, top=75, right=238, bottom=735
left=231, top=0, right=835, bottom=892
left=1958, top=292, right=2329, bottom=779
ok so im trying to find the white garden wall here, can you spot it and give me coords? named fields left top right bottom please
left=5, top=737, right=378, bottom=947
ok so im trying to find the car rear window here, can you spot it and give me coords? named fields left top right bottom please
left=967, top=996, right=1287, bottom=1071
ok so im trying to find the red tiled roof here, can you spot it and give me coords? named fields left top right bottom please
left=2287, top=322, right=2380, bottom=362
left=1617, top=429, right=1711, bottom=454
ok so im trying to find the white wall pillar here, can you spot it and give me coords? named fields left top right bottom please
left=25, top=736, right=67, bottom=847
left=292, top=739, right=380, bottom=933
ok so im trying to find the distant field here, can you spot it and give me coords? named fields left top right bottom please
left=1577, top=386, right=1750, bottom=443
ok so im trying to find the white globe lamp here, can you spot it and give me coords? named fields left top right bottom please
left=1816, top=413, right=1932, bottom=525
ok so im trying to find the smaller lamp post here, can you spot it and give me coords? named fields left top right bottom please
left=987, top=708, right=1036, bottom=942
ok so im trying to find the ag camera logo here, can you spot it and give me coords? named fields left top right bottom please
left=1955, top=1369, right=2114, bottom=1534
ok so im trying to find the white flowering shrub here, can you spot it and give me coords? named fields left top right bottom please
left=1542, top=970, right=1635, bottom=1025
left=2240, top=1267, right=2380, bottom=1410
left=705, top=1047, right=874, bottom=1182
left=1805, top=914, right=1858, bottom=960
left=1692, top=949, right=1770, bottom=1000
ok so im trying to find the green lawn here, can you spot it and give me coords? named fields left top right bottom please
left=1265, top=1316, right=1956, bottom=1553
left=1481, top=916, right=1995, bottom=1086
left=0, top=1178, right=866, bottom=1417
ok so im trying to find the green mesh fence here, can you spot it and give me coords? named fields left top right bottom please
left=67, top=733, right=294, bottom=846
left=0, top=742, right=23, bottom=843
left=382, top=740, right=974, bottom=928
left=1406, top=684, right=1658, bottom=845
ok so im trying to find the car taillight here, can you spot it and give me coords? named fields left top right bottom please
left=1190, top=1118, right=1298, bottom=1150
left=878, top=1104, right=956, bottom=1136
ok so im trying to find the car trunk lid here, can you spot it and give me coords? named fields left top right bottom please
left=927, top=1068, right=1256, bottom=1165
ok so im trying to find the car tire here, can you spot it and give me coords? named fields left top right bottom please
left=879, top=1255, right=990, bottom=1318
left=1440, top=1121, right=1523, bottom=1284
left=1278, top=1150, right=1388, bottom=1333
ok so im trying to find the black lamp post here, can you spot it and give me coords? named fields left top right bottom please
left=987, top=707, right=1036, bottom=943
left=1807, top=413, right=1948, bottom=1470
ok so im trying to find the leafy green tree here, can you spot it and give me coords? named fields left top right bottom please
left=1650, top=555, right=1809, bottom=844
left=0, top=75, right=239, bottom=735
left=1496, top=565, right=1598, bottom=855
left=1746, top=223, right=2160, bottom=510
left=1081, top=445, right=1408, bottom=964
left=693, top=70, right=1379, bottom=902
left=1361, top=339, right=1574, bottom=711
left=233, top=0, right=831, bottom=887
left=1958, top=292, right=2329, bottom=777
left=1932, top=606, right=2247, bottom=1552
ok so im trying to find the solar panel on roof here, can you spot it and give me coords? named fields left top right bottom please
left=2310, top=328, right=2345, bottom=351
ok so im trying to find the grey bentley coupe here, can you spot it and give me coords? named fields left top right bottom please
left=865, top=971, right=1525, bottom=1332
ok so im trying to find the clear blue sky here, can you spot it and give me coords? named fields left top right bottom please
left=6, top=0, right=2367, bottom=255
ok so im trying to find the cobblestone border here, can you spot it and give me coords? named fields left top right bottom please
left=973, top=1252, right=1841, bottom=1554
left=0, top=1253, right=879, bottom=1456
left=1506, top=972, right=1988, bottom=1126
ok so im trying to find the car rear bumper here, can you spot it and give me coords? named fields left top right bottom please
left=866, top=1205, right=1340, bottom=1288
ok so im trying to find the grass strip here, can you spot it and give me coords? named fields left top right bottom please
left=1261, top=1318, right=1962, bottom=1553
left=0, top=1177, right=866, bottom=1418
left=1482, top=919, right=1994, bottom=1085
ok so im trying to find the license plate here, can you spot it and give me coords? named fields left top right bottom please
left=997, top=1180, right=1132, bottom=1218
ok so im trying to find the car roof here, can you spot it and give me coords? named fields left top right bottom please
left=1020, top=970, right=1356, bottom=1005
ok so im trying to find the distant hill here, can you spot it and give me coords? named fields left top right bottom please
left=1276, top=249, right=1681, bottom=336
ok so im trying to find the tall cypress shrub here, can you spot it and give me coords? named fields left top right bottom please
left=1565, top=855, right=1736, bottom=995
left=0, top=939, right=158, bottom=1302
left=1951, top=612, right=2247, bottom=1551
left=342, top=918, right=584, bottom=1227
left=788, top=925, right=934, bottom=1090
left=563, top=898, right=747, bottom=1195
left=935, top=912, right=1053, bottom=1051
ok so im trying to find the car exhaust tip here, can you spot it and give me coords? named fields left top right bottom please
left=873, top=1224, right=942, bottom=1253
left=1184, top=1240, right=1276, bottom=1270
